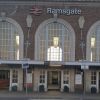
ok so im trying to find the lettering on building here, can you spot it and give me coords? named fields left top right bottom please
left=47, top=8, right=81, bottom=15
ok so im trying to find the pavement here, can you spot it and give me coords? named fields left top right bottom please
left=0, top=90, right=100, bottom=100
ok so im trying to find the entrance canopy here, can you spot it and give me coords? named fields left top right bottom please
left=0, top=60, right=100, bottom=69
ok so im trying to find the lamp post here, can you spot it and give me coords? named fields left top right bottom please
left=78, top=16, right=85, bottom=99
left=25, top=14, right=33, bottom=58
left=25, top=14, right=33, bottom=94
left=78, top=16, right=85, bottom=60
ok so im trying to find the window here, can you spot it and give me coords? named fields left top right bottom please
left=0, top=21, right=20, bottom=60
left=47, top=37, right=62, bottom=61
left=63, top=70, right=69, bottom=84
left=0, top=70, right=9, bottom=80
left=91, top=71, right=96, bottom=85
left=35, top=20, right=75, bottom=61
left=39, top=70, right=45, bottom=83
left=90, top=36, right=96, bottom=61
left=87, top=22, right=100, bottom=62
left=46, top=22, right=70, bottom=61
left=12, top=70, right=18, bottom=83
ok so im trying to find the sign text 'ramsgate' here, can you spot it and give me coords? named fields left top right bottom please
left=47, top=8, right=81, bottom=15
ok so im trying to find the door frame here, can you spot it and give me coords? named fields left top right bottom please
left=47, top=70, right=61, bottom=89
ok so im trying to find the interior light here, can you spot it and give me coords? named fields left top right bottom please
left=16, top=35, right=19, bottom=45
left=53, top=37, right=59, bottom=47
left=91, top=37, right=95, bottom=48
left=17, top=49, right=19, bottom=60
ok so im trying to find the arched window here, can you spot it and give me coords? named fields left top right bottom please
left=35, top=19, right=75, bottom=62
left=87, top=21, right=100, bottom=61
left=0, top=18, right=23, bottom=60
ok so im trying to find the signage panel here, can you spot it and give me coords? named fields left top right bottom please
left=75, top=74, right=82, bottom=84
left=22, top=63, right=29, bottom=69
left=47, top=8, right=81, bottom=15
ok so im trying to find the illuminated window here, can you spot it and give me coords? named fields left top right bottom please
left=90, top=37, right=96, bottom=61
left=53, top=37, right=59, bottom=47
left=16, top=35, right=19, bottom=46
left=47, top=46, right=62, bottom=61
left=16, top=35, right=19, bottom=60
left=91, top=37, right=95, bottom=48
left=47, top=37, right=62, bottom=61
left=35, top=19, right=75, bottom=62
left=37, top=22, right=73, bottom=61
left=0, top=21, right=20, bottom=60
left=87, top=23, right=100, bottom=62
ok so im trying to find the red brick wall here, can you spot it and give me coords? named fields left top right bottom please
left=1, top=3, right=100, bottom=61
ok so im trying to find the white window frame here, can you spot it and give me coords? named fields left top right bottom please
left=35, top=18, right=75, bottom=62
left=91, top=71, right=96, bottom=85
left=39, top=70, right=45, bottom=84
left=12, top=69, right=18, bottom=83
left=63, top=70, right=70, bottom=85
left=87, top=21, right=100, bottom=62
left=0, top=17, right=24, bottom=60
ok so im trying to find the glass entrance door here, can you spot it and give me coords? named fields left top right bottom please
left=48, top=71, right=61, bottom=90
left=52, top=71, right=58, bottom=85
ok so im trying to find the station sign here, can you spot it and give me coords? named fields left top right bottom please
left=30, top=6, right=81, bottom=16
left=47, top=8, right=81, bottom=15
left=22, top=63, right=29, bottom=69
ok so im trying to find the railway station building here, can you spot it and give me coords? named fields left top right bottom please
left=0, top=0, right=100, bottom=93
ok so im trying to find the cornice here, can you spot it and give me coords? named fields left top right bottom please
left=0, top=1, right=100, bottom=7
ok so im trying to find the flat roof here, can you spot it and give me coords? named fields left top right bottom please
left=0, top=0, right=100, bottom=1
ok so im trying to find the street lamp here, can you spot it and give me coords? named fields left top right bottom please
left=25, top=14, right=33, bottom=58
left=26, top=14, right=33, bottom=39
left=78, top=16, right=85, bottom=99
left=24, top=14, right=33, bottom=94
left=78, top=16, right=85, bottom=60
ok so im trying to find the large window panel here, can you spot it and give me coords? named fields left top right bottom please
left=35, top=19, right=75, bottom=61
left=0, top=21, right=20, bottom=60
left=90, top=27, right=100, bottom=61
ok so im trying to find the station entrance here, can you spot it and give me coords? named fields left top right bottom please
left=48, top=70, right=61, bottom=91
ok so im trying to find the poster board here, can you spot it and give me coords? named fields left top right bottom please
left=75, top=74, right=82, bottom=84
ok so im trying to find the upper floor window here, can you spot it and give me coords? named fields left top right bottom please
left=0, top=18, right=23, bottom=60
left=87, top=22, right=100, bottom=62
left=90, top=36, right=96, bottom=61
left=35, top=19, right=75, bottom=62
left=47, top=37, right=62, bottom=61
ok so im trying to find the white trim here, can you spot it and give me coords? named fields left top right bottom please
left=87, top=21, right=100, bottom=62
left=0, top=60, right=100, bottom=67
left=61, top=70, right=70, bottom=92
left=0, top=1, right=100, bottom=7
left=0, top=60, right=44, bottom=65
left=0, top=17, right=24, bottom=60
left=96, top=71, right=99, bottom=93
left=35, top=18, right=75, bottom=61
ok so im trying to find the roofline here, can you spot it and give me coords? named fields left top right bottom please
left=0, top=1, right=100, bottom=7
